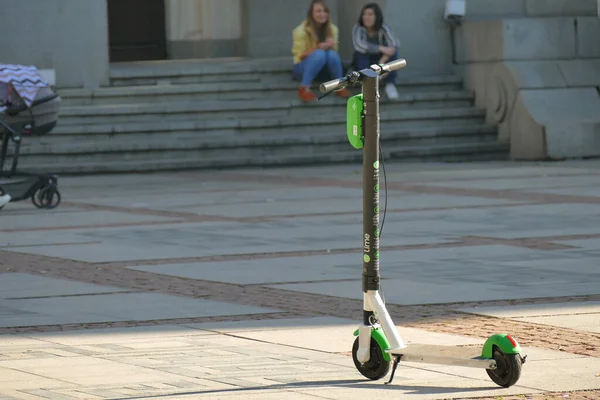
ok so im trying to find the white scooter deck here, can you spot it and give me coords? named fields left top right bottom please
left=387, top=344, right=497, bottom=369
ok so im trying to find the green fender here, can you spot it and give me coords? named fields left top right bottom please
left=353, top=327, right=392, bottom=362
left=346, top=94, right=364, bottom=149
left=482, top=334, right=522, bottom=358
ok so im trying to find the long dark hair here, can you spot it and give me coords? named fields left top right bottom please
left=306, top=0, right=332, bottom=40
left=358, top=2, right=384, bottom=32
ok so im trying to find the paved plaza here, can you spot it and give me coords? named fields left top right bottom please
left=1, top=159, right=600, bottom=399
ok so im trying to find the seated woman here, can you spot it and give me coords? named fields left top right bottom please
left=351, top=3, right=401, bottom=99
left=292, top=0, right=351, bottom=102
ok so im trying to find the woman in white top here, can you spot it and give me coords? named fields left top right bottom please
left=351, top=3, right=401, bottom=99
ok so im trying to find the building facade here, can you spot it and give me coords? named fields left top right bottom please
left=0, top=0, right=598, bottom=88
left=1, top=0, right=599, bottom=160
left=0, top=0, right=467, bottom=88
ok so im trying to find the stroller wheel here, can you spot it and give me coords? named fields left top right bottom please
left=31, top=188, right=44, bottom=208
left=32, top=185, right=61, bottom=209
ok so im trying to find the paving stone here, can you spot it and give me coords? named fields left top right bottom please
left=512, top=314, right=600, bottom=333
left=457, top=301, right=600, bottom=334
left=0, top=367, right=75, bottom=390
left=1, top=161, right=600, bottom=398
left=266, top=274, right=599, bottom=305
left=184, top=316, right=356, bottom=332
left=422, top=175, right=600, bottom=191
left=0, top=210, right=178, bottom=231
left=0, top=293, right=280, bottom=328
left=556, top=238, right=600, bottom=251
left=458, top=301, right=600, bottom=318
left=0, top=274, right=128, bottom=299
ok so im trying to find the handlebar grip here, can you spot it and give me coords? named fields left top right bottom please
left=320, top=77, right=346, bottom=93
left=384, top=59, right=407, bottom=73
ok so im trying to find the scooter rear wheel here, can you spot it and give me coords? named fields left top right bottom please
left=486, top=346, right=522, bottom=387
left=352, top=336, right=391, bottom=380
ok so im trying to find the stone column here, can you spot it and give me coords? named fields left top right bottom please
left=165, top=0, right=243, bottom=59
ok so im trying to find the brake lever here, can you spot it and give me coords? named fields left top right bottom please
left=317, top=90, right=335, bottom=102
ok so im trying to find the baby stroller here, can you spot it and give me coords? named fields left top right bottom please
left=0, top=64, right=62, bottom=210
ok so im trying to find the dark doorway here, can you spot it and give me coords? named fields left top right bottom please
left=107, top=0, right=167, bottom=62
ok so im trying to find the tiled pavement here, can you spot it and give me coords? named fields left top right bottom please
left=1, top=160, right=599, bottom=399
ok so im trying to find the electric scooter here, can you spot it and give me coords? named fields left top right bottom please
left=318, top=59, right=526, bottom=387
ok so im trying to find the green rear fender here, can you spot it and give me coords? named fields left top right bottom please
left=353, top=327, right=392, bottom=361
left=482, top=334, right=522, bottom=358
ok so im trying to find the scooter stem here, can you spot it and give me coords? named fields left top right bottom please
left=360, top=70, right=405, bottom=352
left=361, top=70, right=381, bottom=321
left=366, top=290, right=406, bottom=350
left=361, top=71, right=380, bottom=292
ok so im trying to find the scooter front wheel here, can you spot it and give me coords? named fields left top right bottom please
left=486, top=346, right=523, bottom=387
left=352, top=336, right=391, bottom=380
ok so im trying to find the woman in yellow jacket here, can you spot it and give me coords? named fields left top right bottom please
left=291, top=0, right=351, bottom=102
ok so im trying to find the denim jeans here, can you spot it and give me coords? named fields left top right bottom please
left=292, top=49, right=343, bottom=87
left=352, top=50, right=398, bottom=84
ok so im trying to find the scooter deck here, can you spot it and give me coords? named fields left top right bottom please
left=387, top=344, right=496, bottom=369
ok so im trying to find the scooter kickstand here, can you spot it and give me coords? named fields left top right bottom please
left=385, top=355, right=401, bottom=385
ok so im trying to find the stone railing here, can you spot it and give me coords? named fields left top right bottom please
left=454, top=1, right=600, bottom=160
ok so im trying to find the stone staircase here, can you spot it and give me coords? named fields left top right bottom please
left=17, top=57, right=508, bottom=174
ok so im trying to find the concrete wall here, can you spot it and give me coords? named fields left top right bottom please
left=244, top=0, right=454, bottom=75
left=244, top=0, right=339, bottom=59
left=455, top=18, right=578, bottom=63
left=3, top=0, right=593, bottom=92
left=385, top=0, right=453, bottom=76
left=164, top=0, right=597, bottom=71
left=0, top=0, right=456, bottom=85
left=466, top=0, right=598, bottom=17
left=165, top=0, right=244, bottom=59
left=0, top=0, right=109, bottom=88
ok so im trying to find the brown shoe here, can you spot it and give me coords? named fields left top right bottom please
left=335, top=88, right=352, bottom=98
left=298, top=86, right=316, bottom=102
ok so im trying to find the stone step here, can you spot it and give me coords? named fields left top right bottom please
left=388, top=141, right=509, bottom=161
left=32, top=58, right=505, bottom=174
left=15, top=141, right=509, bottom=174
left=107, top=57, right=368, bottom=86
left=56, top=98, right=483, bottom=126
left=110, top=71, right=293, bottom=87
left=107, top=57, right=468, bottom=89
left=109, top=57, right=291, bottom=78
left=50, top=107, right=486, bottom=136
left=109, top=57, right=297, bottom=86
left=19, top=124, right=497, bottom=155
left=59, top=80, right=466, bottom=106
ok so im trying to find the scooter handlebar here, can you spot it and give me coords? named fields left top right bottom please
left=383, top=58, right=407, bottom=73
left=319, top=58, right=407, bottom=93
left=319, top=77, right=348, bottom=94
